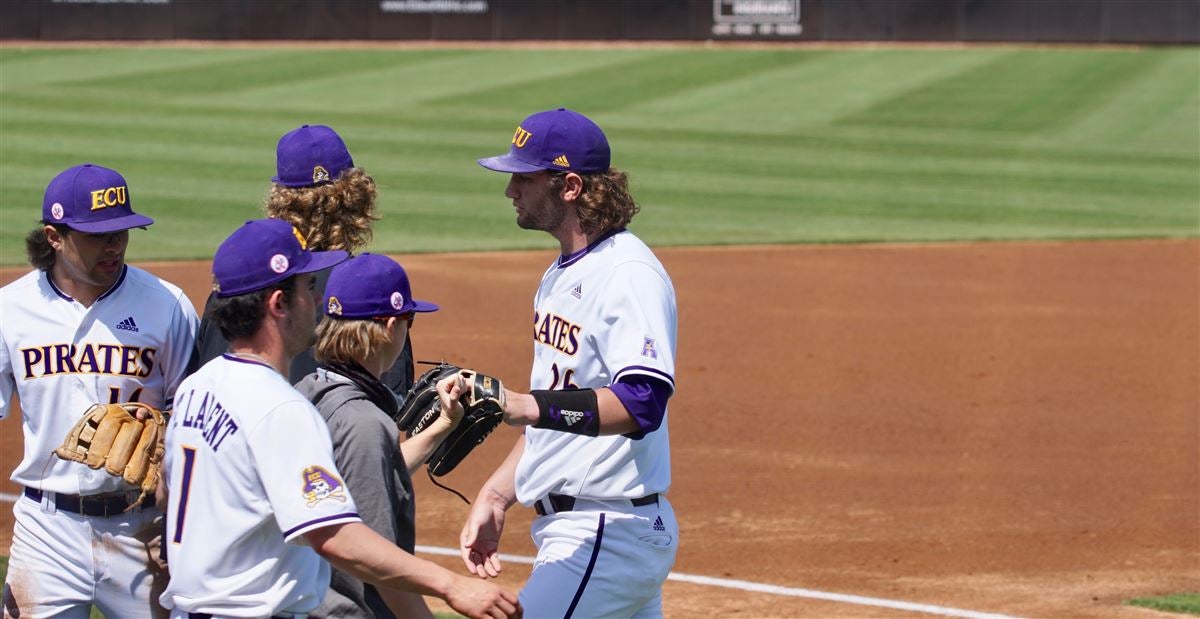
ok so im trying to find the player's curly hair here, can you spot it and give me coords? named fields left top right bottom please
left=264, top=168, right=378, bottom=252
left=25, top=224, right=70, bottom=271
left=208, top=276, right=298, bottom=342
left=549, top=167, right=640, bottom=235
left=313, top=317, right=401, bottom=366
left=24, top=223, right=60, bottom=269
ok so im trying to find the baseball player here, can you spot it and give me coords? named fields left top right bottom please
left=0, top=163, right=199, bottom=617
left=464, top=109, right=679, bottom=618
left=296, top=253, right=453, bottom=618
left=195, top=124, right=417, bottom=395
left=161, top=219, right=521, bottom=619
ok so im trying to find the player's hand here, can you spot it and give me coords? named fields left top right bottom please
left=444, top=575, right=521, bottom=619
left=435, top=372, right=467, bottom=431
left=460, top=495, right=506, bottom=578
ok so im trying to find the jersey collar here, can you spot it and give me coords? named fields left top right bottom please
left=45, top=264, right=128, bottom=303
left=557, top=228, right=625, bottom=269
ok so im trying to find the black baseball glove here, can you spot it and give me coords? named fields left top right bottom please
left=396, top=363, right=507, bottom=477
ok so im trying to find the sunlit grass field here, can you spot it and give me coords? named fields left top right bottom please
left=1, top=44, right=1196, bottom=266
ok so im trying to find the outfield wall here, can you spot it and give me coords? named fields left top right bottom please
left=2, top=0, right=1197, bottom=44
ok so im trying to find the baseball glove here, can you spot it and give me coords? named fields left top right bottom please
left=54, top=402, right=166, bottom=505
left=397, top=363, right=506, bottom=477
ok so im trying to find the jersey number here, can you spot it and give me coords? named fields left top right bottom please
left=107, top=386, right=143, bottom=404
left=549, top=363, right=579, bottom=390
left=171, top=446, right=197, bottom=543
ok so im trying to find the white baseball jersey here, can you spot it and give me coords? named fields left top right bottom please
left=161, top=354, right=362, bottom=616
left=514, top=229, right=676, bottom=504
left=0, top=265, right=198, bottom=495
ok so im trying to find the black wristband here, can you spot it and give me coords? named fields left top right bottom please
left=530, top=389, right=600, bottom=436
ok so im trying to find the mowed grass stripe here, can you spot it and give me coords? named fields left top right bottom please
left=840, top=50, right=1163, bottom=133
left=0, top=46, right=1196, bottom=264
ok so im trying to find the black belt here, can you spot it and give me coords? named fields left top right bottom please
left=24, top=487, right=155, bottom=517
left=535, top=493, right=658, bottom=516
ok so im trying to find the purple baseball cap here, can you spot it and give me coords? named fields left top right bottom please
left=41, top=164, right=154, bottom=233
left=212, top=218, right=348, bottom=298
left=272, top=124, right=355, bottom=188
left=324, top=253, right=438, bottom=319
left=477, top=108, right=610, bottom=174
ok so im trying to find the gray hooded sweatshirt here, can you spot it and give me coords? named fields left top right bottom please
left=295, top=368, right=415, bottom=619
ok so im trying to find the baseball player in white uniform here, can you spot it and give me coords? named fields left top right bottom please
left=161, top=219, right=520, bottom=619
left=0, top=163, right=199, bottom=617
left=465, top=109, right=679, bottom=618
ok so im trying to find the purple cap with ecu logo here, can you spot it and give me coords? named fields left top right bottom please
left=42, top=163, right=154, bottom=233
left=477, top=108, right=610, bottom=174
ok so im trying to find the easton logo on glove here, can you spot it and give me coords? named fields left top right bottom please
left=54, top=402, right=166, bottom=508
left=395, top=363, right=506, bottom=478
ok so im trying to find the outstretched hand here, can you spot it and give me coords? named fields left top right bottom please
left=460, top=495, right=507, bottom=579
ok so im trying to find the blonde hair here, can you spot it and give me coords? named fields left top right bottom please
left=549, top=167, right=641, bottom=235
left=313, top=317, right=394, bottom=365
left=265, top=167, right=378, bottom=252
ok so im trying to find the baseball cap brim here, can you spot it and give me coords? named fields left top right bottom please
left=477, top=153, right=547, bottom=173
left=410, top=299, right=439, bottom=313
left=66, top=213, right=155, bottom=234
left=296, top=249, right=350, bottom=275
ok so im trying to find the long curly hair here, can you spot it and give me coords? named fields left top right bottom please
left=25, top=225, right=59, bottom=271
left=549, top=167, right=641, bottom=235
left=264, top=168, right=378, bottom=252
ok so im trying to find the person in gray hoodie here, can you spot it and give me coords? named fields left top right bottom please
left=295, top=253, right=465, bottom=619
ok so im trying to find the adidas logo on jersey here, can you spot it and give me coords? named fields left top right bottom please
left=561, top=409, right=585, bottom=425
left=552, top=154, right=570, bottom=167
left=653, top=516, right=666, bottom=532
left=571, top=283, right=582, bottom=299
left=115, top=316, right=139, bottom=332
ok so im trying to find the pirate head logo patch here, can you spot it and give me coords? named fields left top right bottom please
left=327, top=296, right=343, bottom=316
left=302, top=466, right=347, bottom=507
left=312, top=165, right=331, bottom=184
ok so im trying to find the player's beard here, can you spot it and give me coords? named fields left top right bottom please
left=517, top=193, right=568, bottom=233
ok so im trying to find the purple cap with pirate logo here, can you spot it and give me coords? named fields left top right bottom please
left=324, top=253, right=438, bottom=319
left=272, top=124, right=355, bottom=188
left=477, top=108, right=610, bottom=174
left=42, top=163, right=154, bottom=233
left=212, top=218, right=348, bottom=298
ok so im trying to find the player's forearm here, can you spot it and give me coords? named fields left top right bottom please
left=503, top=388, right=640, bottom=435
left=380, top=586, right=435, bottom=618
left=475, top=435, right=523, bottom=508
left=398, top=416, right=454, bottom=473
left=308, top=522, right=457, bottom=599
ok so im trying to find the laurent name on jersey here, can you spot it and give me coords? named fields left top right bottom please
left=175, top=389, right=240, bottom=452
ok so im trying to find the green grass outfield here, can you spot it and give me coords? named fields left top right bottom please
left=0, top=44, right=1197, bottom=265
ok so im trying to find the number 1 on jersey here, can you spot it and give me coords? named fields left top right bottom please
left=172, top=446, right=197, bottom=544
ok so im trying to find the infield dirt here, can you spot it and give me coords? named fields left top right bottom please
left=1, top=240, right=1196, bottom=618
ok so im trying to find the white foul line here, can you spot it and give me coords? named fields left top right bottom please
left=413, top=545, right=1023, bottom=619
left=0, top=493, right=1019, bottom=619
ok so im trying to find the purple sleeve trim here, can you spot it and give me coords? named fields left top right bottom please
left=613, top=365, right=675, bottom=389
left=283, top=512, right=360, bottom=539
left=610, top=374, right=673, bottom=440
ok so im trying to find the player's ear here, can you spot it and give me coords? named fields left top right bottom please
left=265, top=288, right=289, bottom=317
left=559, top=173, right=584, bottom=202
left=43, top=224, right=66, bottom=251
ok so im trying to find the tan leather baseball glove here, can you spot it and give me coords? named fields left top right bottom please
left=54, top=402, right=166, bottom=506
